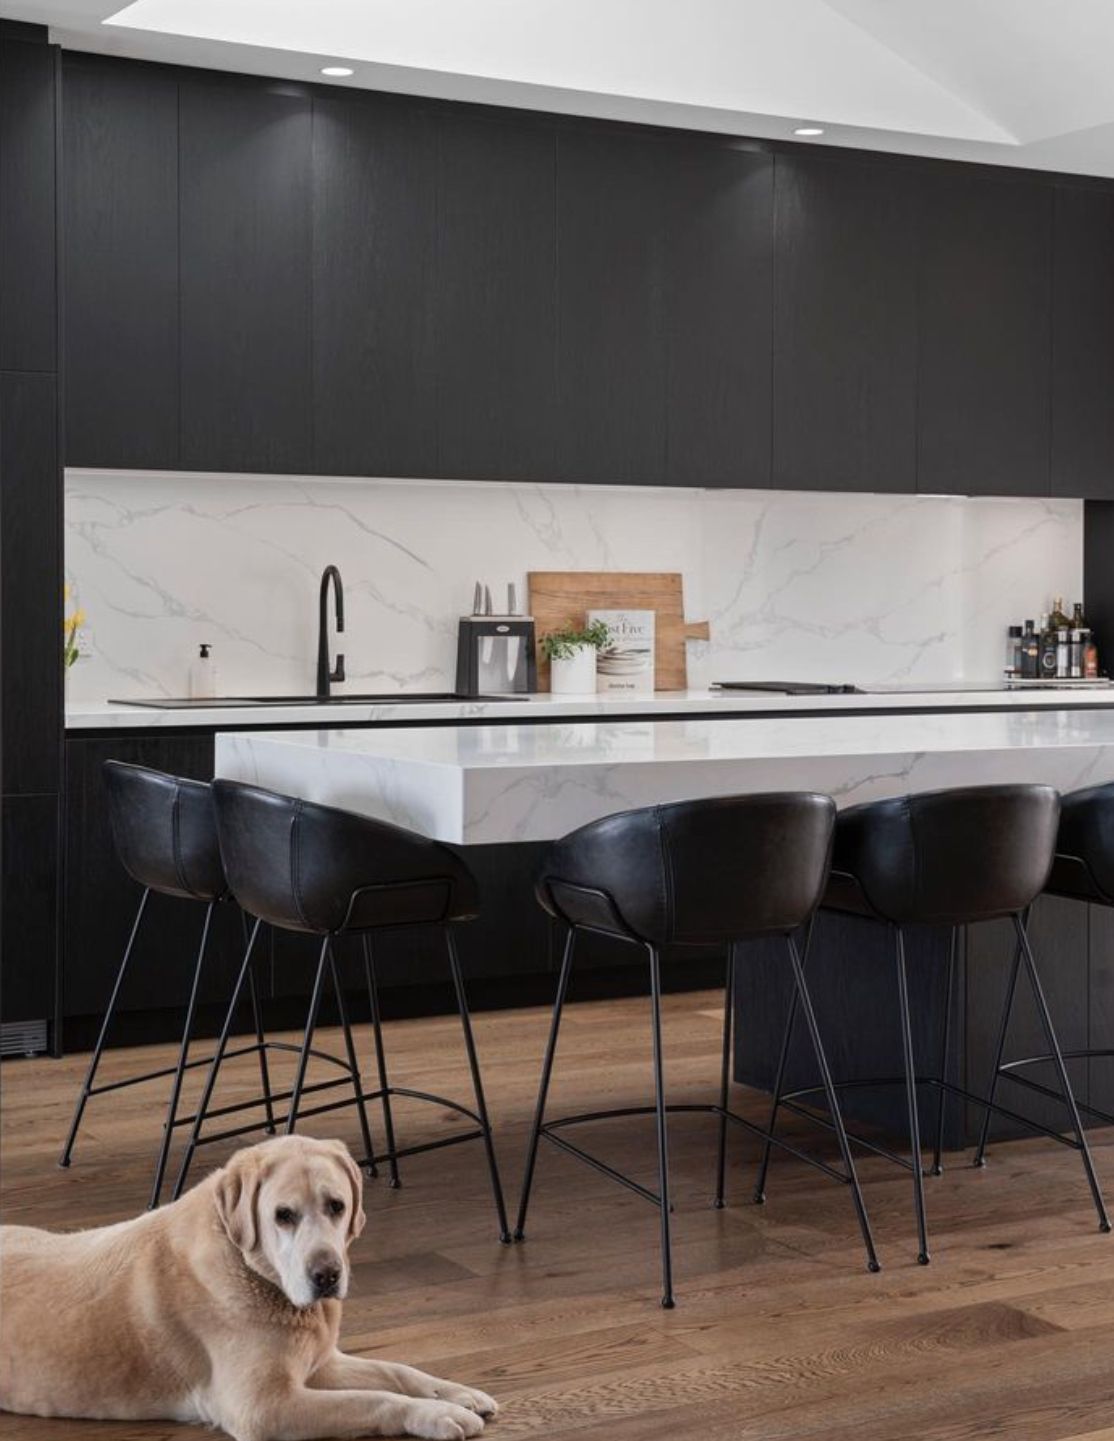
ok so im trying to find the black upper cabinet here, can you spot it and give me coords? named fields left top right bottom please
left=917, top=171, right=1052, bottom=495
left=556, top=130, right=667, bottom=486
left=1, top=371, right=61, bottom=797
left=63, top=56, right=178, bottom=469
left=1052, top=186, right=1114, bottom=500
left=179, top=78, right=312, bottom=474
left=773, top=154, right=917, bottom=493
left=0, top=37, right=56, bottom=374
left=313, top=93, right=438, bottom=478
left=436, top=113, right=557, bottom=481
left=665, top=142, right=772, bottom=489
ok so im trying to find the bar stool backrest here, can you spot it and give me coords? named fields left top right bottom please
left=834, top=784, right=1060, bottom=926
left=103, top=761, right=226, bottom=902
left=537, top=792, right=836, bottom=945
left=211, top=778, right=479, bottom=935
left=1056, top=781, right=1114, bottom=903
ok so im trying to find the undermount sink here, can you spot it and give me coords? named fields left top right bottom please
left=110, top=692, right=516, bottom=709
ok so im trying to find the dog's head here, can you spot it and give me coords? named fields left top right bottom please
left=214, top=1135, right=366, bottom=1309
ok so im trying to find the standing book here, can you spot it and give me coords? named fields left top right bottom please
left=589, top=609, right=655, bottom=693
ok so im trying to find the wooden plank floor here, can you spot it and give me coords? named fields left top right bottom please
left=4, top=989, right=1114, bottom=1439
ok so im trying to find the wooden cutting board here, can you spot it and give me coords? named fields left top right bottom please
left=528, top=571, right=710, bottom=691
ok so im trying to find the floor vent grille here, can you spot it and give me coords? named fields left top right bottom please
left=0, top=1019, right=48, bottom=1057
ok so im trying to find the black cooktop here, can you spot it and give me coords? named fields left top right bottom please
left=711, top=681, right=863, bottom=696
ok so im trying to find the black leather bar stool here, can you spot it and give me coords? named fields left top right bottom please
left=515, top=792, right=879, bottom=1309
left=59, top=761, right=276, bottom=1209
left=976, top=780, right=1114, bottom=1137
left=759, top=784, right=1109, bottom=1266
left=171, top=779, right=511, bottom=1241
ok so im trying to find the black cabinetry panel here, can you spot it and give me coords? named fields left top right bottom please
left=436, top=113, right=557, bottom=481
left=1, top=371, right=61, bottom=796
left=63, top=55, right=178, bottom=469
left=556, top=129, right=667, bottom=485
left=2, top=793, right=59, bottom=1024
left=773, top=154, right=916, bottom=493
left=917, top=172, right=1052, bottom=496
left=179, top=78, right=312, bottom=473
left=1052, top=187, right=1114, bottom=500
left=0, top=37, right=55, bottom=373
left=312, top=94, right=438, bottom=477
left=665, top=142, right=772, bottom=489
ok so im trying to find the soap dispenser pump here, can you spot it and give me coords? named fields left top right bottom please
left=190, top=643, right=217, bottom=700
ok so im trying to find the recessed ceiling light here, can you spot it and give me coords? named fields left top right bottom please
left=321, top=65, right=354, bottom=77
left=794, top=126, right=825, bottom=136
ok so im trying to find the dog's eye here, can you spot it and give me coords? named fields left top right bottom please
left=326, top=1198, right=346, bottom=1218
left=274, top=1206, right=298, bottom=1226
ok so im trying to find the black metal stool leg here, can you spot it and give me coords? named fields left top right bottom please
left=753, top=920, right=808, bottom=1205
left=286, top=938, right=331, bottom=1135
left=786, top=931, right=880, bottom=1273
left=713, top=944, right=735, bottom=1209
left=931, top=927, right=958, bottom=1177
left=446, top=928, right=512, bottom=1243
left=242, top=910, right=275, bottom=1136
left=328, top=941, right=378, bottom=1178
left=60, top=888, right=151, bottom=1169
left=515, top=926, right=576, bottom=1241
left=647, top=944, right=675, bottom=1308
left=172, top=917, right=262, bottom=1200
left=364, top=936, right=400, bottom=1188
left=973, top=924, right=1025, bottom=1168
left=895, top=926, right=930, bottom=1265
left=148, top=899, right=215, bottom=1210
left=1014, top=914, right=1111, bottom=1233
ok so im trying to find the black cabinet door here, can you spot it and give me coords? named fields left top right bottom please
left=773, top=154, right=917, bottom=493
left=917, top=171, right=1052, bottom=496
left=2, top=793, right=59, bottom=1025
left=0, top=36, right=55, bottom=374
left=435, top=113, right=557, bottom=481
left=313, top=93, right=438, bottom=478
left=665, top=142, right=772, bottom=489
left=1, top=371, right=60, bottom=797
left=179, top=77, right=312, bottom=474
left=63, top=734, right=231, bottom=1020
left=62, top=55, right=178, bottom=469
left=1052, top=186, right=1114, bottom=500
left=556, top=129, right=667, bottom=485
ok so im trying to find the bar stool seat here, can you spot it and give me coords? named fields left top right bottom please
left=1047, top=781, right=1114, bottom=905
left=515, top=792, right=880, bottom=1309
left=172, top=780, right=510, bottom=1242
left=763, top=783, right=1110, bottom=1266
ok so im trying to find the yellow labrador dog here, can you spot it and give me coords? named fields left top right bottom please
left=0, top=1135, right=496, bottom=1440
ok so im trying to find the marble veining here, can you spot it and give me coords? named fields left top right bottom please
left=215, top=709, right=1114, bottom=845
left=65, top=470, right=1082, bottom=703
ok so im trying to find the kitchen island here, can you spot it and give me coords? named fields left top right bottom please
left=216, top=707, right=1114, bottom=1147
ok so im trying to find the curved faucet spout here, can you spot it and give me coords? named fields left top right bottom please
left=317, top=565, right=345, bottom=699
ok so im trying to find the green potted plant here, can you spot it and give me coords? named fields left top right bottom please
left=541, top=619, right=611, bottom=694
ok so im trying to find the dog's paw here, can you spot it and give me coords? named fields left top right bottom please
left=404, top=1398, right=486, bottom=1440
left=432, top=1383, right=498, bottom=1419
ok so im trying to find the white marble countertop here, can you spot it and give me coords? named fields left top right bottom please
left=67, top=683, right=1114, bottom=731
left=215, top=707, right=1114, bottom=845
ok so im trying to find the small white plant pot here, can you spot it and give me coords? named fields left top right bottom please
left=550, top=645, right=598, bottom=695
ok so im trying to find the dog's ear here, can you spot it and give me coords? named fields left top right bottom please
left=325, top=1139, right=366, bottom=1243
left=215, top=1150, right=262, bottom=1253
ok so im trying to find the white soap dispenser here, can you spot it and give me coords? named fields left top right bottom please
left=190, top=643, right=217, bottom=700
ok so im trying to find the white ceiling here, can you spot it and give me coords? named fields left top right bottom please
left=6, top=0, right=1114, bottom=177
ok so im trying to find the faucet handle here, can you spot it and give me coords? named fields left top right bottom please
left=332, top=654, right=346, bottom=684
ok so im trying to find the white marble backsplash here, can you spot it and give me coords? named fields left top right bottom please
left=64, top=470, right=1083, bottom=702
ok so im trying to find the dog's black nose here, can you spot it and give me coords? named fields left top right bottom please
left=311, top=1262, right=341, bottom=1296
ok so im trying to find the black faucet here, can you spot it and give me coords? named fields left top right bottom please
left=316, top=565, right=345, bottom=699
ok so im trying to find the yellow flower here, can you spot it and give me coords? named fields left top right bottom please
left=72, top=609, right=86, bottom=628
left=63, top=583, right=73, bottom=600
